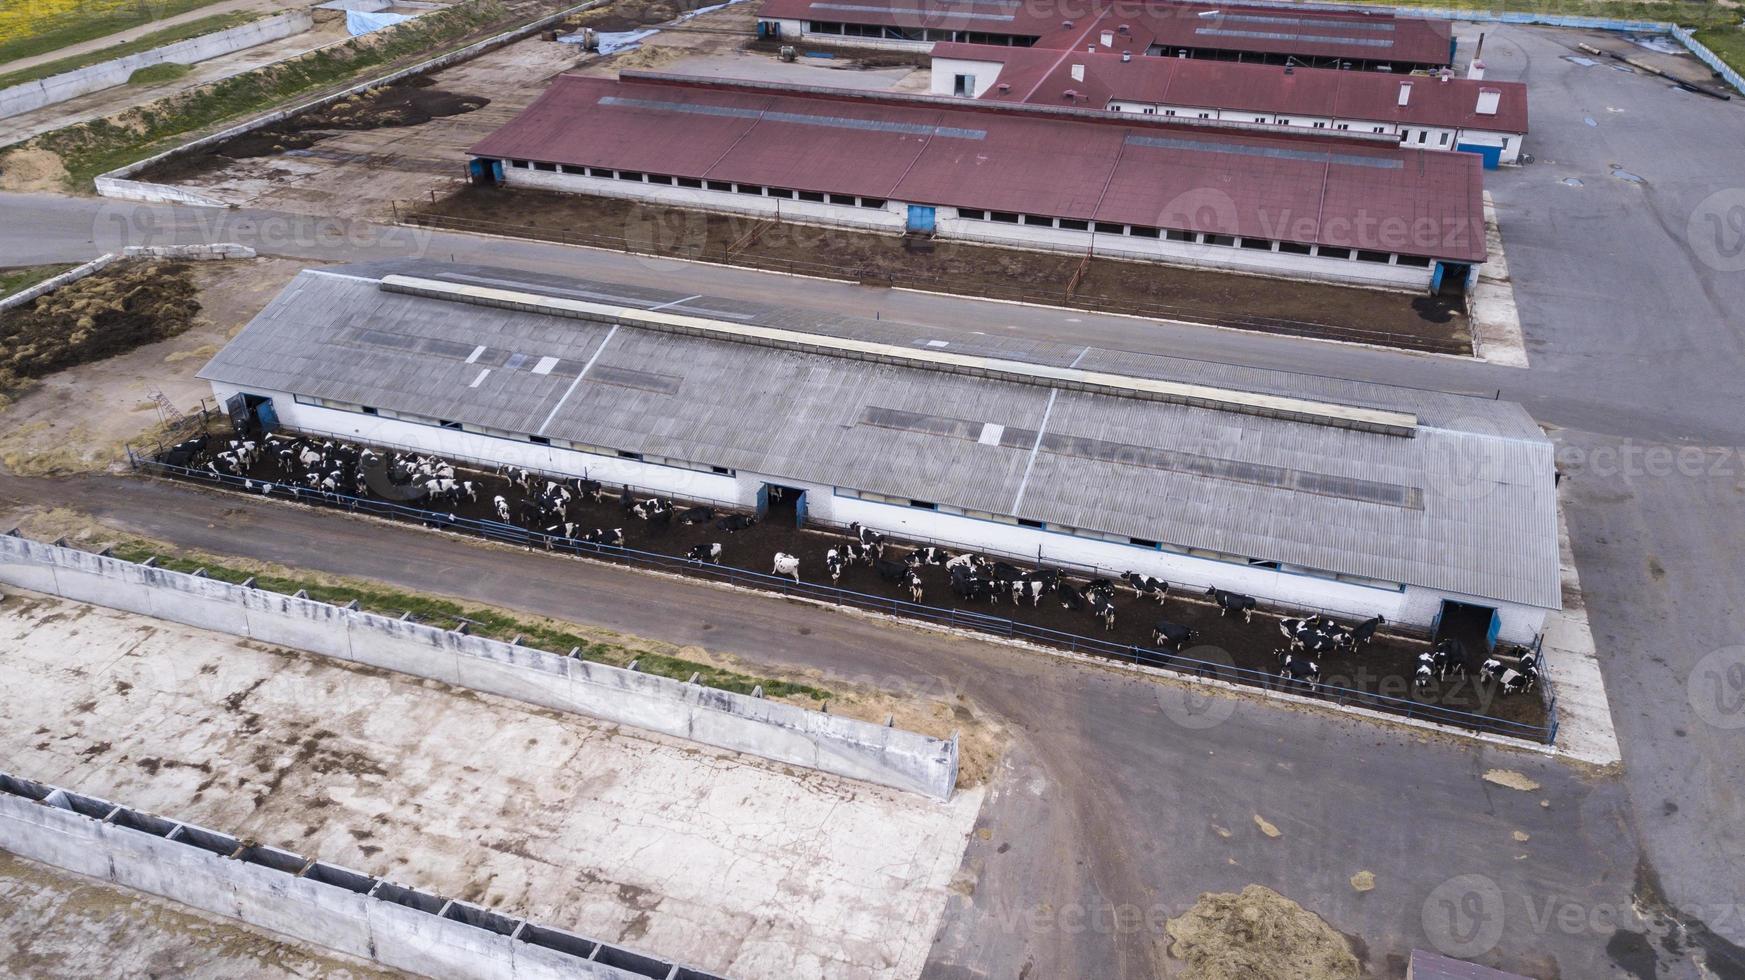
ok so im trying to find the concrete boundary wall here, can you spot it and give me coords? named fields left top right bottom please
left=0, top=244, right=256, bottom=311
left=0, top=772, right=727, bottom=980
left=0, top=533, right=959, bottom=800
left=0, top=12, right=314, bottom=121
left=94, top=0, right=612, bottom=204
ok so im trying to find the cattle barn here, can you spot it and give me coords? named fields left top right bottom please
left=468, top=73, right=1489, bottom=293
left=197, top=264, right=1560, bottom=642
left=754, top=0, right=1456, bottom=74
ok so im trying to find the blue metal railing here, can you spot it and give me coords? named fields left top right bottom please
left=130, top=453, right=1557, bottom=744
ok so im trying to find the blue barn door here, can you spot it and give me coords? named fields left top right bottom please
left=756, top=484, right=770, bottom=517
left=1456, top=143, right=1502, bottom=169
left=1485, top=609, right=1502, bottom=648
left=794, top=490, right=808, bottom=527
left=256, top=400, right=280, bottom=433
left=906, top=205, right=936, bottom=233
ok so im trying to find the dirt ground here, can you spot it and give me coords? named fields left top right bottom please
left=0, top=257, right=308, bottom=476
left=416, top=186, right=1474, bottom=353
left=0, top=590, right=984, bottom=980
left=132, top=0, right=764, bottom=218
left=160, top=434, right=1549, bottom=733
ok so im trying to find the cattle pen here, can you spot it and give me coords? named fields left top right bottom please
left=126, top=425, right=1560, bottom=746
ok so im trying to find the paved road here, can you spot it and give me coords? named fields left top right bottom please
left=0, top=470, right=1671, bottom=979
left=2, top=19, right=1744, bottom=978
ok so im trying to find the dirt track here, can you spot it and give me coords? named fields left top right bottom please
left=415, top=186, right=1475, bottom=355
left=164, top=432, right=1548, bottom=734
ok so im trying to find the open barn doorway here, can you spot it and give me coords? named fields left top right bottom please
left=1434, top=599, right=1499, bottom=659
left=757, top=483, right=809, bottom=527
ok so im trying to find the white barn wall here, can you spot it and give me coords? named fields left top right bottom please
left=497, top=167, right=1437, bottom=290
left=214, top=382, right=1548, bottom=640
left=1106, top=99, right=1524, bottom=162
left=930, top=56, right=1005, bottom=96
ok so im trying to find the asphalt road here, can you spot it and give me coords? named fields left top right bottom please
left=2, top=19, right=1744, bottom=979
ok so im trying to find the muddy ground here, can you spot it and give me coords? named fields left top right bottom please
left=414, top=186, right=1473, bottom=354
left=161, top=433, right=1548, bottom=734
left=137, top=76, right=492, bottom=183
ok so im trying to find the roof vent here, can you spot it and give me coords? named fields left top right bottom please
left=1100, top=30, right=1114, bottom=46
left=1283, top=65, right=1293, bottom=74
left=1397, top=81, right=1412, bottom=106
left=1071, top=63, right=1085, bottom=82
left=1121, top=50, right=1132, bottom=63
left=1117, top=23, right=1130, bottom=34
left=1476, top=88, right=1500, bottom=115
left=1466, top=58, right=1486, bottom=81
left=996, top=82, right=1011, bottom=93
left=1063, top=88, right=1078, bottom=101
left=1086, top=44, right=1096, bottom=53
left=1062, top=19, right=1073, bottom=28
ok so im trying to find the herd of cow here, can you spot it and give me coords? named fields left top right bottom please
left=161, top=433, right=1540, bottom=701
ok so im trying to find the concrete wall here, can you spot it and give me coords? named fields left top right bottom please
left=0, top=244, right=255, bottom=311
left=200, top=385, right=1550, bottom=641
left=0, top=534, right=960, bottom=800
left=0, top=12, right=313, bottom=121
left=0, top=773, right=722, bottom=980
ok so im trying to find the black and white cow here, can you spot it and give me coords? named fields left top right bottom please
left=907, top=546, right=952, bottom=568
left=950, top=567, right=996, bottom=603
left=678, top=505, right=716, bottom=526
left=1011, top=578, right=1047, bottom=608
left=1150, top=620, right=1197, bottom=650
left=874, top=558, right=910, bottom=583
left=1205, top=587, right=1256, bottom=623
left=904, top=568, right=924, bottom=602
left=825, top=547, right=847, bottom=584
left=848, top=522, right=886, bottom=556
left=1346, top=615, right=1385, bottom=649
left=844, top=541, right=877, bottom=566
left=1278, top=651, right=1322, bottom=691
left=772, top=552, right=801, bottom=583
left=717, top=514, right=759, bottom=534
left=1057, top=583, right=1085, bottom=611
left=1091, top=593, right=1117, bottom=631
left=944, top=553, right=986, bottom=574
left=1481, top=649, right=1538, bottom=695
left=1122, top=572, right=1169, bottom=604
left=633, top=497, right=672, bottom=523
left=493, top=495, right=512, bottom=523
left=687, top=542, right=722, bottom=564
left=583, top=527, right=624, bottom=547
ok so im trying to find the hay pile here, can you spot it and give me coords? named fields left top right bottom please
left=0, top=260, right=199, bottom=393
left=1166, top=885, right=1361, bottom=980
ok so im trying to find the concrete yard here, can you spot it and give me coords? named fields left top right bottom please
left=0, top=590, right=983, bottom=980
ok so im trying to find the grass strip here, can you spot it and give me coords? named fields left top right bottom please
left=0, top=263, right=76, bottom=298
left=105, top=539, right=833, bottom=701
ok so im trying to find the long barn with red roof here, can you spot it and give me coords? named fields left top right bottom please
left=468, top=72, right=1487, bottom=292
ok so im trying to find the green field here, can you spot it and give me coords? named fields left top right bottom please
left=31, top=0, right=513, bottom=188
left=1693, top=24, right=1745, bottom=75
left=0, top=12, right=258, bottom=91
left=0, top=0, right=234, bottom=67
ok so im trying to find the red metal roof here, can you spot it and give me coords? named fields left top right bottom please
left=758, top=0, right=1453, bottom=67
left=936, top=42, right=1528, bottom=133
left=470, top=74, right=1485, bottom=262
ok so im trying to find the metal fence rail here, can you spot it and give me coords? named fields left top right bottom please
left=132, top=454, right=1556, bottom=744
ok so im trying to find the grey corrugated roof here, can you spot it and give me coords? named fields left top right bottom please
left=199, top=267, right=1561, bottom=609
